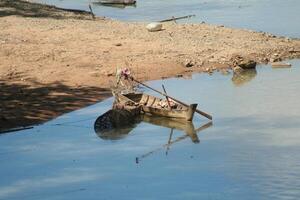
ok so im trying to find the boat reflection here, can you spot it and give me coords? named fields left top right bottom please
left=135, top=117, right=212, bottom=163
left=94, top=109, right=139, bottom=140
left=141, top=115, right=201, bottom=143
left=232, top=69, right=257, bottom=86
left=94, top=112, right=212, bottom=163
left=94, top=111, right=212, bottom=142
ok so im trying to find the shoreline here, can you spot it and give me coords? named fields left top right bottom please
left=1, top=0, right=300, bottom=132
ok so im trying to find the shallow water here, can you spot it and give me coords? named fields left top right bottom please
left=35, top=0, right=300, bottom=38
left=1, top=60, right=300, bottom=199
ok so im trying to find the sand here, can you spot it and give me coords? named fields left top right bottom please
left=1, top=0, right=300, bottom=131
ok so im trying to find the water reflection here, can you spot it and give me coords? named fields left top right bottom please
left=231, top=69, right=257, bottom=87
left=94, top=111, right=212, bottom=164
left=94, top=111, right=212, bottom=142
left=136, top=119, right=212, bottom=163
left=94, top=109, right=139, bottom=140
left=1, top=60, right=300, bottom=200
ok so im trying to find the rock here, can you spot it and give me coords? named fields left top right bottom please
left=184, top=60, right=194, bottom=68
left=233, top=66, right=244, bottom=74
left=204, top=67, right=210, bottom=72
left=197, top=60, right=204, bottom=67
left=146, top=22, right=163, bottom=32
left=270, top=57, right=282, bottom=63
left=262, top=57, right=269, bottom=63
left=238, top=59, right=256, bottom=69
left=115, top=43, right=122, bottom=46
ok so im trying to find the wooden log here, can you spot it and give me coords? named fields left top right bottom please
left=131, top=78, right=212, bottom=120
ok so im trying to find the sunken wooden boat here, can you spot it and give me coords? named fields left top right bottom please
left=114, top=92, right=198, bottom=121
left=97, top=0, right=136, bottom=5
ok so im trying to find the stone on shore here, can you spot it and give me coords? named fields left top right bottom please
left=238, top=59, right=257, bottom=69
left=146, top=22, right=163, bottom=32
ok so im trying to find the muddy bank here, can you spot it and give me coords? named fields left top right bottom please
left=1, top=0, right=300, bottom=131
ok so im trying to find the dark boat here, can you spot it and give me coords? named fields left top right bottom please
left=97, top=0, right=136, bottom=5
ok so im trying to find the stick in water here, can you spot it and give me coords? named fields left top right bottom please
left=162, top=84, right=172, bottom=110
left=89, top=4, right=95, bottom=20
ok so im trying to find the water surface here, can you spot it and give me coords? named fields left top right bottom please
left=35, top=0, right=300, bottom=38
left=1, top=60, right=300, bottom=199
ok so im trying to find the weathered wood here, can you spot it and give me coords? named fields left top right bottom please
left=131, top=78, right=212, bottom=120
left=159, top=15, right=196, bottom=23
left=88, top=4, right=95, bottom=20
left=162, top=84, right=172, bottom=110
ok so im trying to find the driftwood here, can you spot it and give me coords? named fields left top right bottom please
left=88, top=4, right=95, bottom=20
left=159, top=15, right=196, bottom=23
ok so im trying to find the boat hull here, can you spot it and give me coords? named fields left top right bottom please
left=141, top=103, right=197, bottom=121
left=99, top=0, right=136, bottom=5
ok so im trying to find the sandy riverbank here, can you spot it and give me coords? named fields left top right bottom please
left=1, top=0, right=300, bottom=131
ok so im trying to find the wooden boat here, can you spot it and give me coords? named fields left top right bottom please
left=114, top=92, right=198, bottom=121
left=97, top=0, right=136, bottom=5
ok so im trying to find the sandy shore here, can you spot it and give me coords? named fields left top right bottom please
left=1, top=0, right=300, bottom=131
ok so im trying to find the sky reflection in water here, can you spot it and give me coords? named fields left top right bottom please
left=1, top=60, right=300, bottom=199
left=35, top=0, right=300, bottom=38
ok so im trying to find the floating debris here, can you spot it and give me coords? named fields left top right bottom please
left=271, top=62, right=292, bottom=68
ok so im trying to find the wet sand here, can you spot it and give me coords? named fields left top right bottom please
left=1, top=0, right=300, bottom=131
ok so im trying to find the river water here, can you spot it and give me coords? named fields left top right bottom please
left=1, top=60, right=300, bottom=199
left=1, top=1, right=300, bottom=199
left=35, top=0, right=300, bottom=38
